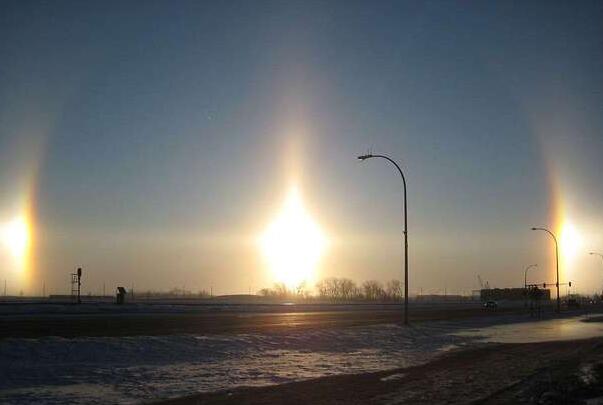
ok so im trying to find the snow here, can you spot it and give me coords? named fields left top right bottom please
left=1, top=314, right=602, bottom=404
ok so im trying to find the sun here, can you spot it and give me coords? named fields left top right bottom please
left=2, top=216, right=30, bottom=262
left=560, top=221, right=581, bottom=263
left=559, top=221, right=582, bottom=281
left=260, top=188, right=327, bottom=289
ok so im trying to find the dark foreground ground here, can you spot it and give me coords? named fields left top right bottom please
left=0, top=303, right=530, bottom=338
left=157, top=337, right=603, bottom=405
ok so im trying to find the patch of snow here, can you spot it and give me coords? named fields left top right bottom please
left=0, top=318, right=485, bottom=404
left=380, top=373, right=406, bottom=382
left=2, top=314, right=599, bottom=404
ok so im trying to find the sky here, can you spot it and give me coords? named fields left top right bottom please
left=1, top=0, right=602, bottom=296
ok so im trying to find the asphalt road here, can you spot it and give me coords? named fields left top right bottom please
left=0, top=303, right=530, bottom=338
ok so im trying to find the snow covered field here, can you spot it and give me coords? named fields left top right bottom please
left=1, top=314, right=602, bottom=404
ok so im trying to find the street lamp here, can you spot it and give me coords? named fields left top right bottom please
left=358, top=154, right=409, bottom=325
left=531, top=227, right=560, bottom=313
left=590, top=252, right=603, bottom=262
left=524, top=264, right=537, bottom=309
left=590, top=252, right=603, bottom=297
left=524, top=264, right=538, bottom=289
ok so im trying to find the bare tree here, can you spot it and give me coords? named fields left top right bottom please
left=258, top=288, right=276, bottom=297
left=324, top=277, right=339, bottom=300
left=386, top=280, right=402, bottom=301
left=273, top=283, right=289, bottom=298
left=315, top=277, right=350, bottom=301
left=339, top=278, right=357, bottom=300
left=351, top=284, right=363, bottom=300
left=315, top=279, right=328, bottom=299
left=295, top=281, right=311, bottom=299
left=363, top=280, right=385, bottom=301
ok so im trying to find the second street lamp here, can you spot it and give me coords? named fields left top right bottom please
left=524, top=264, right=538, bottom=290
left=524, top=264, right=537, bottom=309
left=358, top=153, right=409, bottom=325
left=589, top=252, right=603, bottom=296
left=590, top=252, right=603, bottom=264
left=531, top=227, right=560, bottom=313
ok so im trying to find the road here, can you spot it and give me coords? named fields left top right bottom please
left=0, top=302, right=531, bottom=338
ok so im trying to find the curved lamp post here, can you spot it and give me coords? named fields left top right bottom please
left=590, top=252, right=603, bottom=296
left=358, top=154, right=408, bottom=325
left=531, top=227, right=560, bottom=313
left=590, top=252, right=603, bottom=263
left=524, top=264, right=538, bottom=290
left=524, top=264, right=537, bottom=308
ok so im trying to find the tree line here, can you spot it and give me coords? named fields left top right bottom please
left=258, top=278, right=403, bottom=302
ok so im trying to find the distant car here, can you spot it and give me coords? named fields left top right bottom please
left=567, top=299, right=580, bottom=309
left=483, top=300, right=498, bottom=309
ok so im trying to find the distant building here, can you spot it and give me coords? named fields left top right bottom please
left=480, top=288, right=551, bottom=301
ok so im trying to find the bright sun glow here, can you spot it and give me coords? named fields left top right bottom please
left=2, top=216, right=30, bottom=262
left=260, top=188, right=327, bottom=289
left=560, top=221, right=582, bottom=265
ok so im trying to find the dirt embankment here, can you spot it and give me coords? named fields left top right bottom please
left=156, top=337, right=603, bottom=405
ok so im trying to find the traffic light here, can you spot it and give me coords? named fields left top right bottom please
left=569, top=281, right=572, bottom=287
left=543, top=283, right=546, bottom=288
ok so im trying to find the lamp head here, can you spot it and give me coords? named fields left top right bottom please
left=357, top=154, right=373, bottom=161
left=531, top=227, right=538, bottom=231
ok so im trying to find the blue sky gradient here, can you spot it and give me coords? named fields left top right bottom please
left=0, top=1, right=602, bottom=295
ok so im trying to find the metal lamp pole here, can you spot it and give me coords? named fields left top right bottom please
left=524, top=264, right=538, bottom=290
left=524, top=264, right=537, bottom=308
left=590, top=252, right=603, bottom=263
left=589, top=252, right=603, bottom=297
left=358, top=154, right=409, bottom=325
left=531, top=227, right=560, bottom=313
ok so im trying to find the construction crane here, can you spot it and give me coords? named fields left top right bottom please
left=477, top=275, right=490, bottom=290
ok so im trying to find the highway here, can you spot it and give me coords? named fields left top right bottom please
left=0, top=302, right=533, bottom=338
